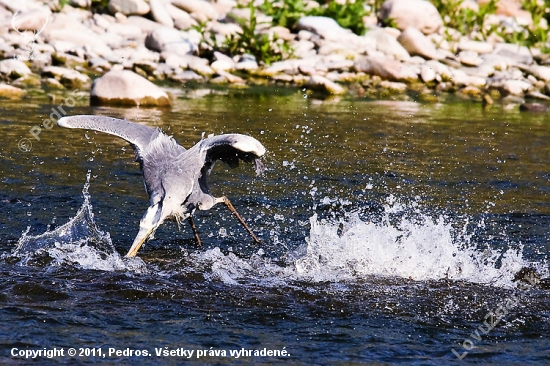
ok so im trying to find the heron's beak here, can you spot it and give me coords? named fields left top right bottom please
left=125, top=227, right=155, bottom=257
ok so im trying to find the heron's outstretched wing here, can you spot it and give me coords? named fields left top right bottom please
left=57, top=115, right=157, bottom=154
left=199, top=134, right=266, bottom=175
left=58, top=115, right=186, bottom=205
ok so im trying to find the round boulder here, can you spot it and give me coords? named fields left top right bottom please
left=90, top=70, right=171, bottom=107
left=145, top=27, right=198, bottom=57
left=378, top=0, right=442, bottom=35
left=108, top=0, right=150, bottom=16
left=296, top=16, right=349, bottom=40
left=0, top=59, right=32, bottom=79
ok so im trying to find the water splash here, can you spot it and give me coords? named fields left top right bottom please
left=8, top=173, right=546, bottom=288
left=292, top=212, right=536, bottom=287
left=192, top=199, right=547, bottom=288
left=10, top=172, right=145, bottom=272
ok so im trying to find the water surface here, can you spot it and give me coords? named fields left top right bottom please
left=0, top=87, right=549, bottom=364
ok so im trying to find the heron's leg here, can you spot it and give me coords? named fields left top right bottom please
left=187, top=216, right=202, bottom=246
left=216, top=196, right=261, bottom=243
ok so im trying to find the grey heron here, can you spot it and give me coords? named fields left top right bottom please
left=58, top=115, right=266, bottom=257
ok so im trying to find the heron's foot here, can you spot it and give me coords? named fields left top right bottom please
left=187, top=216, right=202, bottom=246
left=216, top=196, right=261, bottom=244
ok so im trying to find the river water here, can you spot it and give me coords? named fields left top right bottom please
left=0, top=87, right=549, bottom=364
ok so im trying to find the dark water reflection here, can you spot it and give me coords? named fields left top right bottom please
left=0, top=87, right=549, bottom=364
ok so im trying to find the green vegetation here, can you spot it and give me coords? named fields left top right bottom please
left=224, top=4, right=293, bottom=64
left=512, top=0, right=550, bottom=51
left=194, top=4, right=293, bottom=65
left=429, top=0, right=550, bottom=51
left=192, top=0, right=550, bottom=65
left=58, top=0, right=110, bottom=12
left=260, top=0, right=376, bottom=35
left=59, top=0, right=71, bottom=8
left=260, top=0, right=307, bottom=30
left=430, top=0, right=498, bottom=39
left=308, top=0, right=370, bottom=35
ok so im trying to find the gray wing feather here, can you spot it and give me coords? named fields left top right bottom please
left=57, top=115, right=157, bottom=151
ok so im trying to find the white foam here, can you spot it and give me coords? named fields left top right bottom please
left=11, top=172, right=147, bottom=273
left=191, top=205, right=546, bottom=288
left=292, top=212, right=537, bottom=287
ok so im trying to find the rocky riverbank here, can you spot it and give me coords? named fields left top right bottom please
left=1, top=0, right=550, bottom=108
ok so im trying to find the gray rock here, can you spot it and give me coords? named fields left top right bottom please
left=457, top=39, right=494, bottom=54
left=420, top=64, right=436, bottom=83
left=324, top=59, right=354, bottom=71
left=317, top=42, right=359, bottom=58
left=164, top=3, right=198, bottom=30
left=479, top=54, right=514, bottom=71
left=235, top=56, right=258, bottom=72
left=161, top=52, right=189, bottom=69
left=296, top=16, right=350, bottom=40
left=188, top=56, right=214, bottom=76
left=208, top=21, right=242, bottom=36
left=268, top=26, right=295, bottom=41
left=42, top=66, right=91, bottom=89
left=127, top=15, right=163, bottom=33
left=292, top=40, right=316, bottom=59
left=308, top=75, right=346, bottom=95
left=169, top=70, right=205, bottom=82
left=69, top=0, right=92, bottom=8
left=42, top=77, right=65, bottom=89
left=298, top=65, right=318, bottom=76
left=216, top=70, right=244, bottom=83
left=89, top=57, right=112, bottom=71
left=450, top=68, right=486, bottom=87
left=491, top=79, right=532, bottom=96
left=364, top=28, right=410, bottom=61
left=155, top=62, right=176, bottom=77
left=171, top=0, right=218, bottom=21
left=173, top=16, right=198, bottom=31
left=91, top=70, right=171, bottom=106
left=42, top=14, right=112, bottom=57
left=298, top=30, right=314, bottom=41
left=355, top=55, right=418, bottom=82
left=10, top=6, right=51, bottom=32
left=262, top=59, right=309, bottom=76
left=397, top=27, right=443, bottom=60
left=519, top=103, right=548, bottom=112
left=0, top=59, right=32, bottom=78
left=108, top=0, right=151, bottom=15
left=379, top=80, right=408, bottom=92
left=378, top=0, right=442, bottom=35
left=211, top=52, right=236, bottom=72
left=93, top=13, right=115, bottom=30
left=458, top=51, right=483, bottom=67
left=106, top=23, right=143, bottom=38
left=494, top=43, right=533, bottom=65
left=210, top=0, right=235, bottom=14
left=0, top=84, right=26, bottom=99
left=325, top=71, right=359, bottom=83
left=528, top=65, right=550, bottom=82
left=145, top=27, right=197, bottom=56
left=526, top=91, right=550, bottom=100
left=460, top=65, right=492, bottom=78
left=150, top=0, right=174, bottom=27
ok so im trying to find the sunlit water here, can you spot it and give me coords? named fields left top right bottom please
left=0, top=87, right=549, bottom=364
